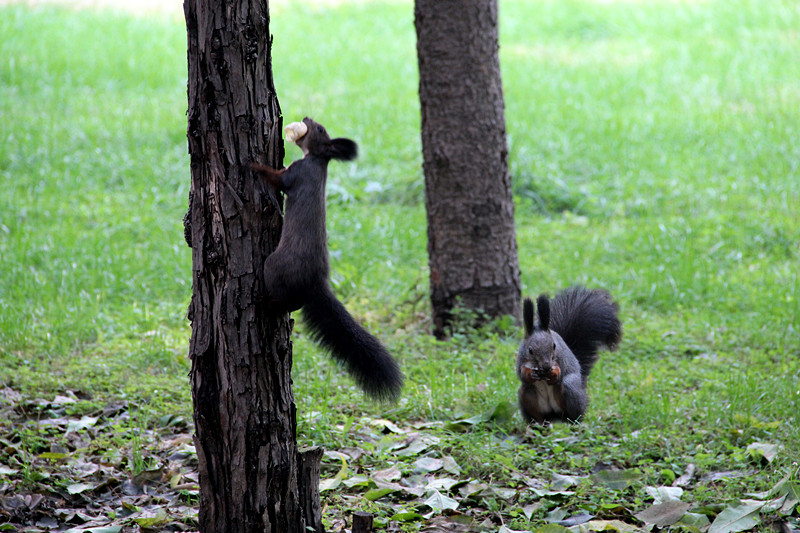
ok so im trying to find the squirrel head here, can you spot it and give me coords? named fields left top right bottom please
left=517, top=295, right=559, bottom=384
left=287, top=117, right=358, bottom=162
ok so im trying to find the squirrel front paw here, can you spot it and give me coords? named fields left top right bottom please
left=545, top=365, right=561, bottom=385
left=518, top=362, right=561, bottom=384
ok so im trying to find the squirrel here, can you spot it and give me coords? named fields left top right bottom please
left=516, top=286, right=622, bottom=424
left=251, top=117, right=403, bottom=402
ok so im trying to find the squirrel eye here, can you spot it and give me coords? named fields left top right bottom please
left=528, top=346, right=534, bottom=354
left=552, top=342, right=556, bottom=350
left=317, top=126, right=324, bottom=133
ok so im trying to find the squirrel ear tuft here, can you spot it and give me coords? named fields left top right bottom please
left=329, top=138, right=358, bottom=161
left=522, top=297, right=535, bottom=337
left=536, top=294, right=550, bottom=330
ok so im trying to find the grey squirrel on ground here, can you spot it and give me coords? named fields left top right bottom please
left=516, top=286, right=622, bottom=424
left=252, top=117, right=403, bottom=402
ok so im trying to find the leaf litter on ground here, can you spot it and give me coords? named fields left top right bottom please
left=2, top=390, right=799, bottom=532
left=0, top=388, right=198, bottom=531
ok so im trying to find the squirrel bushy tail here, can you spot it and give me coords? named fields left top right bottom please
left=301, top=284, right=403, bottom=402
left=548, top=286, right=622, bottom=379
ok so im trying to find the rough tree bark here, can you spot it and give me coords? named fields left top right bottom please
left=184, top=1, right=319, bottom=531
left=415, top=0, right=521, bottom=338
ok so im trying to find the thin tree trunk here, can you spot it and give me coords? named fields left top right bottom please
left=184, top=1, right=310, bottom=531
left=415, top=0, right=521, bottom=338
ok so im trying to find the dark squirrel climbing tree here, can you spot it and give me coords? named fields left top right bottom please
left=184, top=0, right=321, bottom=531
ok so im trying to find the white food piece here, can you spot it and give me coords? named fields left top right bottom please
left=284, top=121, right=308, bottom=143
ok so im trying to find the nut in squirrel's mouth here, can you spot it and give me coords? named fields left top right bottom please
left=284, top=121, right=308, bottom=143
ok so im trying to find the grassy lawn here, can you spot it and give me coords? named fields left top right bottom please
left=1, top=0, right=798, bottom=531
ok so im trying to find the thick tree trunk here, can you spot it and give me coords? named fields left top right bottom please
left=415, top=0, right=521, bottom=338
left=184, top=1, right=315, bottom=531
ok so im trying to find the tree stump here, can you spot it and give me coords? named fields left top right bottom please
left=352, top=511, right=374, bottom=533
left=298, top=446, right=325, bottom=533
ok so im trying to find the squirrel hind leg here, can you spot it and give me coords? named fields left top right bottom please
left=518, top=384, right=548, bottom=425
left=262, top=259, right=306, bottom=314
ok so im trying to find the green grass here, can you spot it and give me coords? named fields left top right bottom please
left=1, top=0, right=799, bottom=530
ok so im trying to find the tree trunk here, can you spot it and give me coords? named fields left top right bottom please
left=415, top=0, right=521, bottom=338
left=184, top=1, right=314, bottom=531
